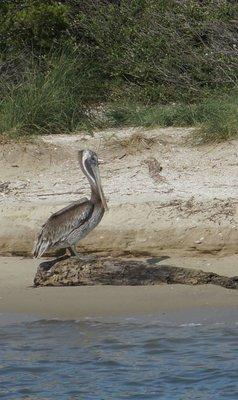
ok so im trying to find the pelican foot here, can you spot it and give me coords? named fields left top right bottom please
left=68, top=246, right=95, bottom=262
left=76, top=254, right=95, bottom=262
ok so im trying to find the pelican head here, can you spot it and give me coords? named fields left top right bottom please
left=78, top=149, right=108, bottom=210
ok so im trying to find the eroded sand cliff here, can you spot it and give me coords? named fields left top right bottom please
left=0, top=127, right=237, bottom=256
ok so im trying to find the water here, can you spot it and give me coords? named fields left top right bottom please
left=1, top=312, right=238, bottom=399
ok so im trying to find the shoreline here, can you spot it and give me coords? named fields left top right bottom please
left=0, top=255, right=238, bottom=320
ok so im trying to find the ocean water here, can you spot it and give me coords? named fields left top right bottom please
left=0, top=312, right=238, bottom=400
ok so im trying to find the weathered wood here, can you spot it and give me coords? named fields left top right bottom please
left=34, top=256, right=238, bottom=289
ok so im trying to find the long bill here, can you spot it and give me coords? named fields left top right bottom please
left=91, top=164, right=108, bottom=211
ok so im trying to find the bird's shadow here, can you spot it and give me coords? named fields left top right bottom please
left=38, top=254, right=70, bottom=271
left=146, top=255, right=170, bottom=265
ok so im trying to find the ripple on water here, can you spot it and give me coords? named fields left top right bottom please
left=0, top=315, right=238, bottom=399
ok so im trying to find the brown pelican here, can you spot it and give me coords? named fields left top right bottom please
left=33, top=149, right=108, bottom=258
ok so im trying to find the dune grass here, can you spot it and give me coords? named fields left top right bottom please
left=0, top=50, right=237, bottom=143
left=1, top=76, right=237, bottom=142
left=104, top=92, right=238, bottom=142
left=0, top=53, right=88, bottom=137
left=193, top=93, right=238, bottom=142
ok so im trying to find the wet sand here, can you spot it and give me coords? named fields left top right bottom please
left=0, top=255, right=238, bottom=320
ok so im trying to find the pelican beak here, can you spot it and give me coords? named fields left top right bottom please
left=91, top=164, right=108, bottom=211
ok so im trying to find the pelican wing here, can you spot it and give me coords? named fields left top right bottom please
left=34, top=198, right=93, bottom=257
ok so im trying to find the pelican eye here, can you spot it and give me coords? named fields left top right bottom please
left=91, top=155, right=98, bottom=165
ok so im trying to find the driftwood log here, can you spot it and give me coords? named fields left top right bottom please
left=34, top=255, right=238, bottom=289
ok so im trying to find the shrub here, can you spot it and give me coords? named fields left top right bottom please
left=75, top=0, right=238, bottom=102
left=0, top=0, right=237, bottom=140
left=0, top=0, right=70, bottom=52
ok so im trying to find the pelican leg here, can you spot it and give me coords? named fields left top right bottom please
left=55, top=248, right=67, bottom=258
left=68, top=245, right=80, bottom=258
left=68, top=246, right=95, bottom=262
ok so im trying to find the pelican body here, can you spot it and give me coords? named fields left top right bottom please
left=33, top=150, right=108, bottom=258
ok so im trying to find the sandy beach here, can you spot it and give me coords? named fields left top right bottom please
left=0, top=128, right=237, bottom=320
left=0, top=255, right=238, bottom=320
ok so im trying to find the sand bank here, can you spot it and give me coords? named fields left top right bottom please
left=0, top=127, right=237, bottom=257
left=0, top=255, right=238, bottom=319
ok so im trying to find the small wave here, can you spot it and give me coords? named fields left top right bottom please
left=1, top=313, right=238, bottom=399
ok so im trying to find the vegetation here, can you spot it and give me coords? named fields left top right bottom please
left=105, top=91, right=238, bottom=142
left=0, top=0, right=237, bottom=141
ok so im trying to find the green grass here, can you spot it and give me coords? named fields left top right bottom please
left=103, top=92, right=238, bottom=142
left=104, top=103, right=195, bottom=128
left=0, top=53, right=88, bottom=137
left=0, top=48, right=237, bottom=143
left=193, top=94, right=238, bottom=142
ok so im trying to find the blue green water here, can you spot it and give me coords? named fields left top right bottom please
left=0, top=312, right=238, bottom=399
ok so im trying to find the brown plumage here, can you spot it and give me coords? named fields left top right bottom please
left=33, top=150, right=108, bottom=258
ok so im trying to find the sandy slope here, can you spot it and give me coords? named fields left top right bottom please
left=0, top=127, right=237, bottom=256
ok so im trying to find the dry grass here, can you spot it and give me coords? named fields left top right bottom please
left=106, top=132, right=157, bottom=154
